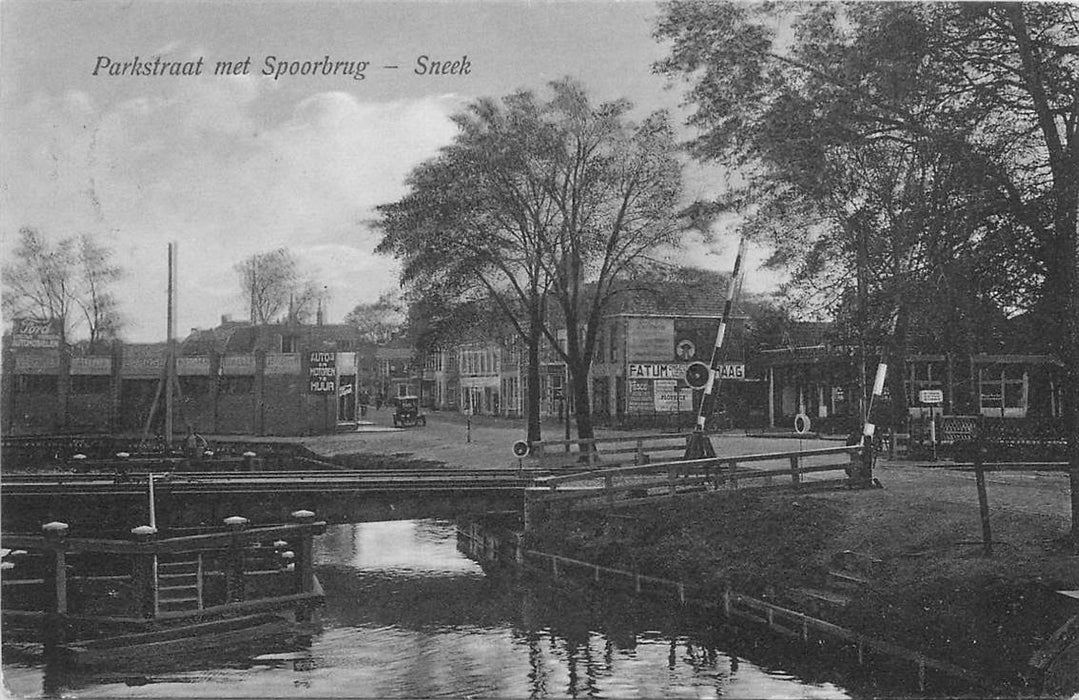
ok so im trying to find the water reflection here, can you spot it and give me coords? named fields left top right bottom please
left=3, top=520, right=850, bottom=698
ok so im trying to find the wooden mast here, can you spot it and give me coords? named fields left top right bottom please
left=165, top=242, right=176, bottom=452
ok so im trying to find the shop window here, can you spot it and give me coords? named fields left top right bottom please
left=220, top=376, right=254, bottom=395
left=16, top=375, right=57, bottom=394
left=179, top=376, right=211, bottom=397
left=71, top=375, right=111, bottom=394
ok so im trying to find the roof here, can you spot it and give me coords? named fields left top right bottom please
left=603, top=278, right=748, bottom=318
left=181, top=322, right=367, bottom=354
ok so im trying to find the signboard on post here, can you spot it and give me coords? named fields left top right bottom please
left=308, top=351, right=336, bottom=394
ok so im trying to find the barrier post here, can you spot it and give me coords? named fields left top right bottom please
left=42, top=521, right=69, bottom=650
left=973, top=418, right=993, bottom=556
left=130, top=524, right=158, bottom=619
left=291, top=509, right=318, bottom=621
left=224, top=515, right=249, bottom=603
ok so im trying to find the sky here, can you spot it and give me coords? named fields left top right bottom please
left=1, top=0, right=774, bottom=343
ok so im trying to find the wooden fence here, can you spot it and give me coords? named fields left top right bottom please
left=512, top=548, right=990, bottom=693
left=527, top=444, right=863, bottom=513
left=530, top=432, right=705, bottom=470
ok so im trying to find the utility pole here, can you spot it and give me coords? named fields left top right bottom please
left=165, top=242, right=177, bottom=453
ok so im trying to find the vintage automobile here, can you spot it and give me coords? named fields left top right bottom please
left=391, top=395, right=427, bottom=428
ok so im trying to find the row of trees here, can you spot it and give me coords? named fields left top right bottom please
left=2, top=231, right=402, bottom=345
left=654, top=2, right=1078, bottom=537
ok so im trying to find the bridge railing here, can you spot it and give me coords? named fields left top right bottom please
left=530, top=432, right=716, bottom=470
left=526, top=444, right=863, bottom=515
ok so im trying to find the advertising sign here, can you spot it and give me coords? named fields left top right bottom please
left=627, top=378, right=653, bottom=412
left=220, top=354, right=256, bottom=376
left=70, top=357, right=112, bottom=375
left=919, top=389, right=944, bottom=404
left=626, top=317, right=673, bottom=361
left=309, top=351, right=336, bottom=394
left=628, top=363, right=688, bottom=380
left=12, top=318, right=61, bottom=348
left=14, top=353, right=60, bottom=374
left=121, top=348, right=165, bottom=378
left=717, top=363, right=746, bottom=380
left=177, top=357, right=211, bottom=376
left=265, top=353, right=301, bottom=375
left=653, top=379, right=681, bottom=412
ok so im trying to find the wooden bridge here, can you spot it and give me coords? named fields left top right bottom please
left=528, top=444, right=865, bottom=505
left=3, top=440, right=871, bottom=532
left=1, top=468, right=541, bottom=532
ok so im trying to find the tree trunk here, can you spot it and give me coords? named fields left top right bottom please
left=1056, top=188, right=1079, bottom=545
left=889, top=304, right=910, bottom=436
left=526, top=302, right=543, bottom=444
left=570, top=357, right=595, bottom=444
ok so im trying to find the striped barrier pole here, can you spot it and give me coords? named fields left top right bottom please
left=686, top=236, right=746, bottom=459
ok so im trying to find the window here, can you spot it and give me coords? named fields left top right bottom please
left=905, top=361, right=944, bottom=407
left=179, top=376, right=211, bottom=397
left=220, top=376, right=254, bottom=395
left=71, top=375, right=111, bottom=394
left=16, top=375, right=57, bottom=394
left=979, top=365, right=1026, bottom=417
left=281, top=335, right=299, bottom=353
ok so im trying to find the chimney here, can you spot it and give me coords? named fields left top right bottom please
left=221, top=314, right=231, bottom=325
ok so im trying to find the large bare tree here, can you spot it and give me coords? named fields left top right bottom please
left=234, top=248, right=322, bottom=324
left=2, top=226, right=125, bottom=347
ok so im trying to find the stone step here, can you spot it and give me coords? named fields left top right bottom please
left=159, top=585, right=199, bottom=600
left=158, top=596, right=200, bottom=610
left=794, top=586, right=852, bottom=610
left=830, top=550, right=883, bottom=576
left=828, top=569, right=870, bottom=590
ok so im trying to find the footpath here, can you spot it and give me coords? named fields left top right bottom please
left=301, top=411, right=1078, bottom=695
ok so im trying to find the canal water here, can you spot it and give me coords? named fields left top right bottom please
left=3, top=520, right=861, bottom=698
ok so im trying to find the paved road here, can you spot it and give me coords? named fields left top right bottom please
left=302, top=411, right=835, bottom=469
left=300, top=412, right=1071, bottom=524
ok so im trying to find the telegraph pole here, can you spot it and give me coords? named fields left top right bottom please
left=165, top=242, right=177, bottom=453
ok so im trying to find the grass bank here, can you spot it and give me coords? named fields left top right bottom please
left=526, top=488, right=1077, bottom=694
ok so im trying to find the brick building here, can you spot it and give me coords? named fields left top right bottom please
left=2, top=318, right=375, bottom=437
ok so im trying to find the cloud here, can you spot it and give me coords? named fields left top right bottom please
left=2, top=81, right=461, bottom=340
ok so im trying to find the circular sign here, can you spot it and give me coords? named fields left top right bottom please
left=675, top=339, right=696, bottom=361
left=794, top=413, right=812, bottom=434
left=512, top=440, right=530, bottom=458
left=685, top=362, right=711, bottom=389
